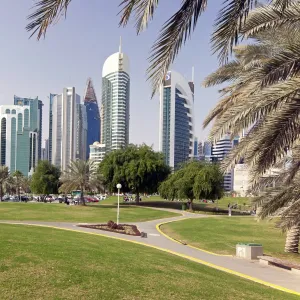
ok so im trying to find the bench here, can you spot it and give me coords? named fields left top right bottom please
left=258, top=256, right=300, bottom=274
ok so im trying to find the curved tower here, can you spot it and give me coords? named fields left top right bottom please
left=84, top=78, right=100, bottom=160
left=159, top=70, right=195, bottom=169
left=101, top=41, right=130, bottom=152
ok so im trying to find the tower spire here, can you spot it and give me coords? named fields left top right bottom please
left=119, top=36, right=122, bottom=53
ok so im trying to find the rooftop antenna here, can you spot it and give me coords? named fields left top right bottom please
left=192, top=66, right=195, bottom=82
left=119, top=36, right=122, bottom=53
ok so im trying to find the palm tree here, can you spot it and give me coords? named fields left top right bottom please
left=203, top=20, right=300, bottom=253
left=60, top=160, right=97, bottom=206
left=12, top=170, right=24, bottom=202
left=0, top=166, right=10, bottom=201
left=25, top=0, right=291, bottom=95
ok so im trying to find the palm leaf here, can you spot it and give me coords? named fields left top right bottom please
left=26, top=0, right=72, bottom=40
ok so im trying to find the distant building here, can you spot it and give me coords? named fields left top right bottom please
left=89, top=142, right=106, bottom=168
left=76, top=103, right=88, bottom=160
left=198, top=141, right=203, bottom=156
left=44, top=139, right=49, bottom=161
left=203, top=141, right=212, bottom=156
left=14, top=96, right=43, bottom=161
left=233, top=164, right=249, bottom=196
left=51, top=87, right=79, bottom=171
left=101, top=40, right=130, bottom=152
left=0, top=105, right=38, bottom=176
left=159, top=70, right=194, bottom=169
left=212, top=135, right=233, bottom=191
left=84, top=78, right=100, bottom=160
left=48, top=94, right=56, bottom=164
left=193, top=137, right=198, bottom=159
left=41, top=148, right=47, bottom=161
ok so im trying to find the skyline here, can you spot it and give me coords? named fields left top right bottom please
left=0, top=1, right=224, bottom=149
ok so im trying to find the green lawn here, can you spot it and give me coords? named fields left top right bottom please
left=161, top=217, right=300, bottom=264
left=0, top=202, right=178, bottom=223
left=0, top=224, right=297, bottom=300
left=101, top=195, right=166, bottom=205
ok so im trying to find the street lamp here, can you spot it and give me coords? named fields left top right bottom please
left=116, top=183, right=122, bottom=225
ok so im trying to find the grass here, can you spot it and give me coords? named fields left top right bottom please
left=101, top=195, right=166, bottom=205
left=0, top=202, right=178, bottom=223
left=0, top=224, right=297, bottom=300
left=161, top=217, right=300, bottom=264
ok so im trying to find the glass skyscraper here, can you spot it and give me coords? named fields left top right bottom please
left=84, top=78, right=100, bottom=160
left=101, top=42, right=130, bottom=152
left=159, top=71, right=194, bottom=169
left=14, top=96, right=43, bottom=161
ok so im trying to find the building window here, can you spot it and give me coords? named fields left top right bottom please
left=1, top=118, right=6, bottom=165
left=18, top=113, right=23, bottom=132
left=11, top=109, right=16, bottom=114
left=5, top=109, right=10, bottom=114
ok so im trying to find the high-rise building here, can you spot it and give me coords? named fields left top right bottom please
left=203, top=141, right=212, bottom=156
left=159, top=70, right=194, bottom=169
left=84, top=78, right=100, bottom=160
left=51, top=87, right=79, bottom=171
left=101, top=40, right=130, bottom=152
left=212, top=135, right=233, bottom=191
left=76, top=103, right=88, bottom=160
left=89, top=142, right=106, bottom=169
left=48, top=94, right=56, bottom=163
left=0, top=105, right=38, bottom=176
left=193, top=137, right=198, bottom=159
left=198, top=141, right=203, bottom=156
left=14, top=96, right=43, bottom=161
left=45, top=138, right=49, bottom=161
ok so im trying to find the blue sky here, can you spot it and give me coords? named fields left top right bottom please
left=0, top=0, right=224, bottom=149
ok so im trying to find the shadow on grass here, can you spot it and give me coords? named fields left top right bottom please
left=87, top=204, right=140, bottom=209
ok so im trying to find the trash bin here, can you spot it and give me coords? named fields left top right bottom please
left=236, top=243, right=263, bottom=260
left=182, top=203, right=187, bottom=210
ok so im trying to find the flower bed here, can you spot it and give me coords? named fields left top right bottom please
left=78, top=220, right=141, bottom=236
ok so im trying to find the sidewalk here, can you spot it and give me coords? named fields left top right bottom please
left=1, top=211, right=300, bottom=295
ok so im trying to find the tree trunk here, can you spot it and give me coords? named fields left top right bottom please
left=189, top=199, right=193, bottom=211
left=81, top=188, right=85, bottom=206
left=285, top=225, right=300, bottom=253
left=135, top=192, right=140, bottom=205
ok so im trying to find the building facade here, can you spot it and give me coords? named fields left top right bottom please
left=159, top=70, right=194, bottom=169
left=84, top=78, right=100, bottom=160
left=0, top=105, right=38, bottom=176
left=14, top=96, right=43, bottom=161
left=212, top=135, right=233, bottom=191
left=51, top=87, right=79, bottom=171
left=101, top=43, right=130, bottom=152
left=76, top=103, right=88, bottom=160
left=233, top=164, right=249, bottom=196
left=89, top=142, right=106, bottom=168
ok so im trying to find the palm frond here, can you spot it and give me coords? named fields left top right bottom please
left=211, top=0, right=258, bottom=62
left=147, top=0, right=207, bottom=97
left=273, top=0, right=293, bottom=12
left=26, top=0, right=72, bottom=39
left=241, top=2, right=300, bottom=38
left=119, top=0, right=159, bottom=33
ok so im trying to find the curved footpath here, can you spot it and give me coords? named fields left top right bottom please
left=1, top=208, right=299, bottom=296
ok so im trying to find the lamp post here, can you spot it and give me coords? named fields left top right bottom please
left=116, top=183, right=122, bottom=225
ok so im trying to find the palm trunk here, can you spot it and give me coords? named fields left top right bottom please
left=284, top=225, right=300, bottom=253
left=81, top=188, right=85, bottom=206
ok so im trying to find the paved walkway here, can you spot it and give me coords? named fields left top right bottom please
left=1, top=209, right=300, bottom=295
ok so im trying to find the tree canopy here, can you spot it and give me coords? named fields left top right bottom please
left=30, top=161, right=61, bottom=196
left=159, top=161, right=224, bottom=208
left=99, top=145, right=170, bottom=202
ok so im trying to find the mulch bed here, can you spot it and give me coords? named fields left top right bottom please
left=78, top=224, right=141, bottom=236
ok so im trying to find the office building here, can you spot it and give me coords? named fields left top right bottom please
left=0, top=105, right=38, bottom=176
left=233, top=164, right=249, bottom=196
left=48, top=94, right=56, bottom=163
left=203, top=141, right=212, bottom=156
left=44, top=139, right=49, bottom=161
left=89, top=142, right=106, bottom=168
left=14, top=96, right=43, bottom=161
left=84, top=78, right=100, bottom=159
left=101, top=41, right=130, bottom=152
left=212, top=135, right=233, bottom=191
left=51, top=87, right=79, bottom=171
left=76, top=103, right=88, bottom=160
left=159, top=70, right=194, bottom=169
left=193, top=137, right=198, bottom=159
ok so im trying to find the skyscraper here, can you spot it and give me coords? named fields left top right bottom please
left=48, top=93, right=56, bottom=163
left=101, top=40, right=130, bottom=152
left=84, top=78, right=100, bottom=159
left=76, top=103, right=88, bottom=160
left=14, top=96, right=43, bottom=161
left=212, top=134, right=233, bottom=191
left=51, top=87, right=79, bottom=171
left=159, top=70, right=194, bottom=169
left=0, top=105, right=38, bottom=176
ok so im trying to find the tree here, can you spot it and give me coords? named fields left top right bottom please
left=203, top=21, right=300, bottom=252
left=99, top=145, right=170, bottom=203
left=12, top=170, right=24, bottom=201
left=60, top=160, right=97, bottom=206
left=30, top=161, right=61, bottom=201
left=25, top=1, right=291, bottom=95
left=0, top=166, right=10, bottom=201
left=159, top=161, right=224, bottom=210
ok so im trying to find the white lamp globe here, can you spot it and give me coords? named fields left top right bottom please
left=116, top=183, right=122, bottom=189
